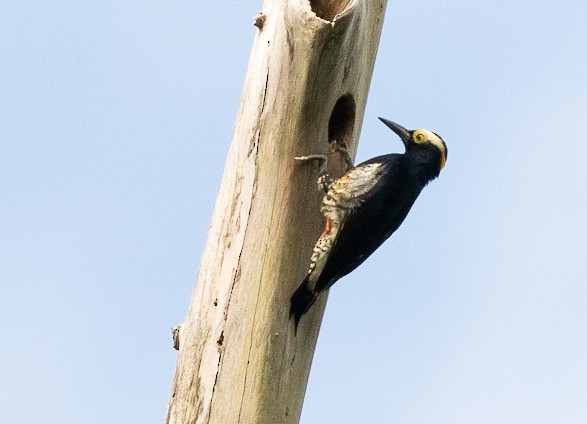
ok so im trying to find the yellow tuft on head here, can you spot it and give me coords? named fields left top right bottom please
left=412, top=129, right=447, bottom=170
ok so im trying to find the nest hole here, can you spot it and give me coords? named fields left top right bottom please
left=328, top=94, right=356, bottom=146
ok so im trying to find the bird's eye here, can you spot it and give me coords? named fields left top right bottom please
left=413, top=130, right=428, bottom=144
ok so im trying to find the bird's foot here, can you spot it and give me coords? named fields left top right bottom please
left=330, top=139, right=354, bottom=171
left=296, top=141, right=352, bottom=192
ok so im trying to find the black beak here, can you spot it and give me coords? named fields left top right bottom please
left=378, top=117, right=411, bottom=146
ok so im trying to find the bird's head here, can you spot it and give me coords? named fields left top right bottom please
left=378, top=117, right=447, bottom=172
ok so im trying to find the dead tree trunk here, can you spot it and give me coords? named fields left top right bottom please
left=167, top=1, right=388, bottom=422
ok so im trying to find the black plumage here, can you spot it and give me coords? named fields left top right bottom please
left=291, top=118, right=447, bottom=330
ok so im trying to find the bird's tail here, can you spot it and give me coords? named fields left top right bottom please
left=290, top=275, right=318, bottom=334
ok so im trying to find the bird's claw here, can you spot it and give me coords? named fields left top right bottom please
left=331, top=140, right=354, bottom=171
left=295, top=140, right=353, bottom=192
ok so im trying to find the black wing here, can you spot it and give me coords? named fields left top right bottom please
left=314, top=154, right=420, bottom=292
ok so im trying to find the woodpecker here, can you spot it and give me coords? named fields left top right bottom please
left=291, top=117, right=447, bottom=331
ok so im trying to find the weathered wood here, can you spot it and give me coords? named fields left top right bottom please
left=166, top=1, right=388, bottom=422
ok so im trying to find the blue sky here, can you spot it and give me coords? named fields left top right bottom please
left=2, top=1, right=587, bottom=423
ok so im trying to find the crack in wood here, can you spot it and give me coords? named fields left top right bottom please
left=261, top=69, right=269, bottom=114
left=206, top=352, right=224, bottom=424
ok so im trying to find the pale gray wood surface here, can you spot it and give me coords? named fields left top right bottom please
left=166, top=1, right=388, bottom=422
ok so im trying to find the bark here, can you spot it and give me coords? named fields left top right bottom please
left=167, top=1, right=388, bottom=422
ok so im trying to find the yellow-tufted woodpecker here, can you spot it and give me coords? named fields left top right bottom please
left=291, top=117, right=447, bottom=331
